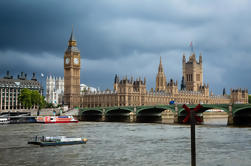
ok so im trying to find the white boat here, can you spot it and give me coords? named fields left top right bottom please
left=0, top=117, right=10, bottom=124
left=28, top=136, right=88, bottom=146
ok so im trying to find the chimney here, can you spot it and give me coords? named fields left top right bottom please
left=31, top=73, right=37, bottom=81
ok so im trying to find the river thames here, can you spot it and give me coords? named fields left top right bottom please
left=0, top=122, right=251, bottom=166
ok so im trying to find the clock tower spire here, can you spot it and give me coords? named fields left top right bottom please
left=64, top=28, right=81, bottom=109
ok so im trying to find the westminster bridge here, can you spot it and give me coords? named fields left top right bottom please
left=79, top=104, right=251, bottom=125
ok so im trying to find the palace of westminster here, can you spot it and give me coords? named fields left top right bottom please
left=63, top=30, right=248, bottom=109
left=0, top=30, right=248, bottom=111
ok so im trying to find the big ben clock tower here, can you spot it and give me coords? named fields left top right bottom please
left=64, top=29, right=81, bottom=109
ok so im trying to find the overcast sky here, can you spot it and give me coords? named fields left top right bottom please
left=0, top=0, right=251, bottom=94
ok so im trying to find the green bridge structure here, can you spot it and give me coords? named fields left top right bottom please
left=79, top=104, right=251, bottom=125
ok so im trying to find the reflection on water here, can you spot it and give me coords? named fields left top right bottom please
left=0, top=122, right=251, bottom=166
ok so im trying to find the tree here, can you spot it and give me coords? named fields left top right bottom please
left=18, top=89, right=32, bottom=108
left=19, top=89, right=45, bottom=109
left=249, top=95, right=251, bottom=104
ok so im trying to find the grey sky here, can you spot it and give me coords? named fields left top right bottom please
left=0, top=0, right=251, bottom=94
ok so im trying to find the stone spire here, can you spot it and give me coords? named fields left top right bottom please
left=158, top=56, right=163, bottom=72
left=156, top=56, right=167, bottom=92
left=69, top=25, right=75, bottom=41
left=114, top=74, right=119, bottom=84
left=66, top=26, right=79, bottom=52
left=68, top=26, right=77, bottom=47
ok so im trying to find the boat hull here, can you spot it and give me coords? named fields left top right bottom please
left=38, top=121, right=79, bottom=123
left=28, top=136, right=87, bottom=146
left=28, top=141, right=41, bottom=145
left=0, top=121, right=10, bottom=124
left=0, top=118, right=10, bottom=124
left=40, top=140, right=87, bottom=146
left=36, top=116, right=79, bottom=123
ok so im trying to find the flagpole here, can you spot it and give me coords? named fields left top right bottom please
left=40, top=73, right=45, bottom=96
left=190, top=41, right=194, bottom=53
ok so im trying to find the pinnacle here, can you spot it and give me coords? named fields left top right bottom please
left=69, top=25, right=76, bottom=41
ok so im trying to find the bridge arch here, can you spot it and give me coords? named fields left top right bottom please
left=233, top=106, right=251, bottom=115
left=105, top=107, right=134, bottom=122
left=80, top=108, right=103, bottom=121
left=233, top=106, right=251, bottom=126
left=178, top=104, right=229, bottom=124
left=105, top=107, right=134, bottom=114
left=178, top=105, right=228, bottom=116
left=136, top=105, right=175, bottom=115
left=136, top=105, right=175, bottom=123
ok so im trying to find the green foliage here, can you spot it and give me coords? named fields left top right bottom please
left=46, top=102, right=55, bottom=108
left=249, top=95, right=251, bottom=104
left=18, top=89, right=32, bottom=108
left=18, top=89, right=45, bottom=109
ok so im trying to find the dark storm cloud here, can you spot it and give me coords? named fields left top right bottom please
left=0, top=0, right=251, bottom=93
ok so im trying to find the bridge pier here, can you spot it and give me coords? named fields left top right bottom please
left=227, top=104, right=233, bottom=125
left=102, top=109, right=106, bottom=121
left=129, top=112, right=136, bottom=123
left=161, top=110, right=175, bottom=124
left=203, top=111, right=228, bottom=125
left=174, top=104, right=179, bottom=123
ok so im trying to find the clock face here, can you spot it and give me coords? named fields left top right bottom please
left=74, top=58, right=79, bottom=65
left=65, top=58, right=70, bottom=64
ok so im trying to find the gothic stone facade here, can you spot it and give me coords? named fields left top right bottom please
left=80, top=54, right=248, bottom=108
left=63, top=31, right=248, bottom=108
left=46, top=76, right=64, bottom=106
left=64, top=30, right=81, bottom=109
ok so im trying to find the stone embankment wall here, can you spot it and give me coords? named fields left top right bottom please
left=0, top=108, right=63, bottom=116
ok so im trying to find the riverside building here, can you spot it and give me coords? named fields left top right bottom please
left=63, top=31, right=248, bottom=109
left=0, top=71, right=43, bottom=111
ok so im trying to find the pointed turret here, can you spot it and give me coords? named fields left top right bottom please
left=199, top=53, right=202, bottom=63
left=114, top=74, right=119, bottom=84
left=156, top=56, right=167, bottom=92
left=68, top=26, right=77, bottom=48
left=182, top=54, right=186, bottom=63
left=69, top=26, right=75, bottom=41
left=223, top=88, right=226, bottom=96
left=158, top=56, right=163, bottom=72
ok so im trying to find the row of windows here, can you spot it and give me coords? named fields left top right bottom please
left=1, top=106, right=34, bottom=110
left=186, top=74, right=193, bottom=82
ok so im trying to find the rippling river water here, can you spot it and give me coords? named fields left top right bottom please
left=0, top=122, right=251, bottom=166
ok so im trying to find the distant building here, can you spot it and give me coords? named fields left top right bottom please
left=46, top=76, right=64, bottom=106
left=46, top=76, right=96, bottom=106
left=80, top=84, right=97, bottom=92
left=0, top=71, right=42, bottom=111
